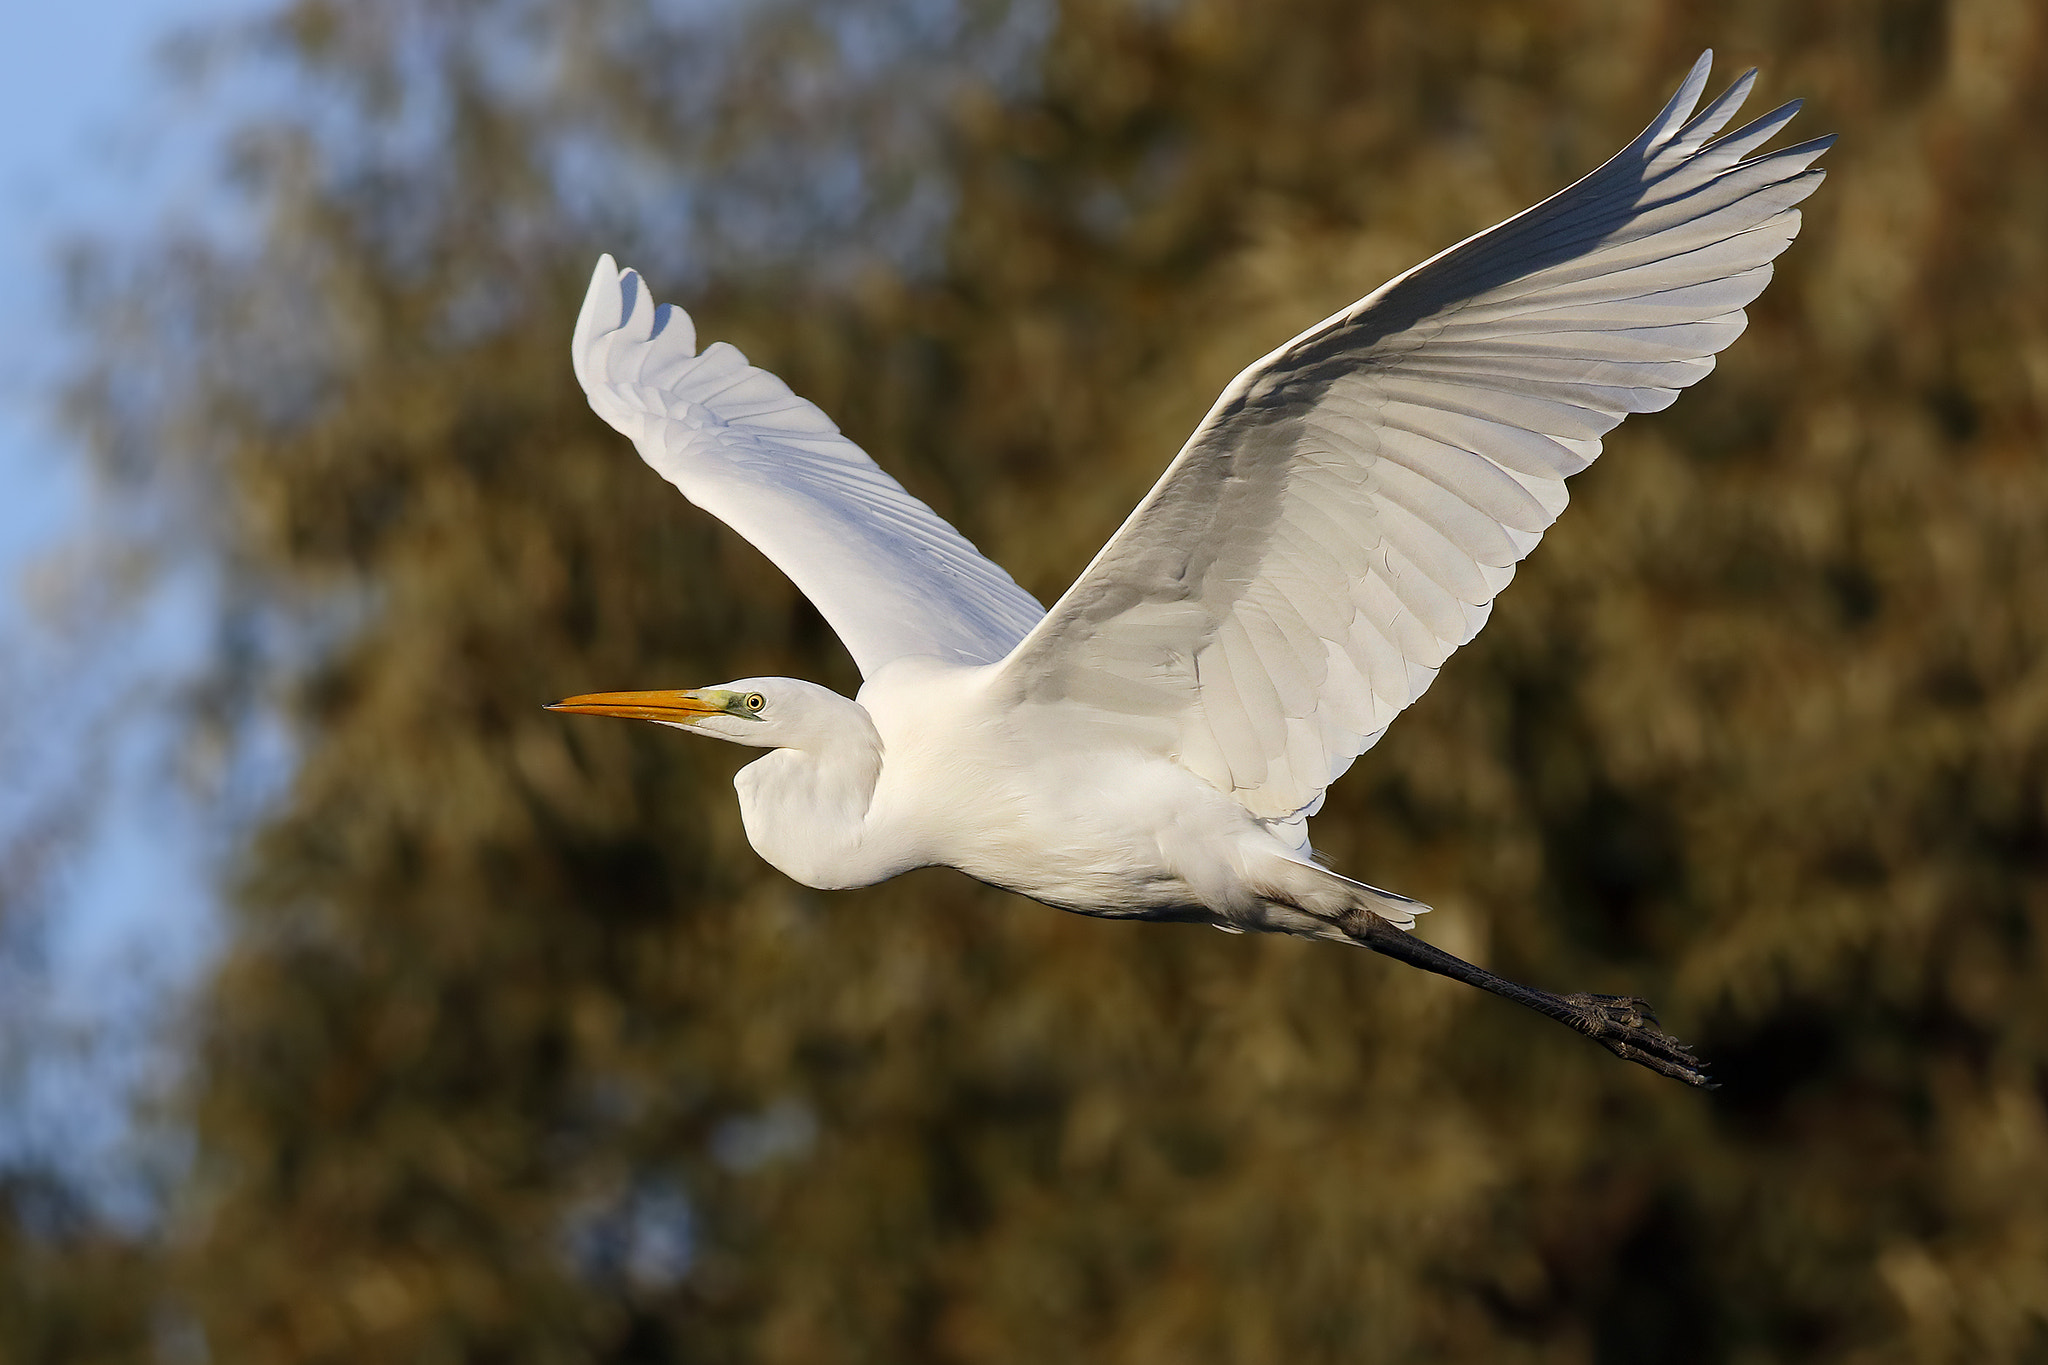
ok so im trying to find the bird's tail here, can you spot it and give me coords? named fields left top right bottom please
left=1253, top=854, right=1430, bottom=932
left=1317, top=867, right=1430, bottom=930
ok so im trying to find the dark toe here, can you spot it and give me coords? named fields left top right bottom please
left=1561, top=992, right=1711, bottom=1088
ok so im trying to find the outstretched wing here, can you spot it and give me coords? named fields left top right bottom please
left=995, top=53, right=1832, bottom=825
left=573, top=256, right=1045, bottom=677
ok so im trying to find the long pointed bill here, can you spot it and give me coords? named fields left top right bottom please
left=544, top=688, right=730, bottom=724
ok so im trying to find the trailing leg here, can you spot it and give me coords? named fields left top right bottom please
left=1336, top=908, right=1711, bottom=1088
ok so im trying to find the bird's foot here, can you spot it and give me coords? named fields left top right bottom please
left=1555, top=993, right=1711, bottom=1088
left=1341, top=910, right=1712, bottom=1087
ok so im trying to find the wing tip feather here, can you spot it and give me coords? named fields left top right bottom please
left=1647, top=50, right=1716, bottom=149
left=574, top=255, right=707, bottom=395
left=571, top=253, right=624, bottom=390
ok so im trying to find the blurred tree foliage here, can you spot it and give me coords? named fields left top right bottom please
left=11, top=0, right=2048, bottom=1359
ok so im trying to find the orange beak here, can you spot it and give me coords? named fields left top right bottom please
left=544, top=688, right=731, bottom=724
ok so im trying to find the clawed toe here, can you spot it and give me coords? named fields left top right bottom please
left=1345, top=912, right=1713, bottom=1086
left=1560, top=992, right=1712, bottom=1088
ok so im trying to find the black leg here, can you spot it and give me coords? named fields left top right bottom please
left=1339, top=909, right=1711, bottom=1088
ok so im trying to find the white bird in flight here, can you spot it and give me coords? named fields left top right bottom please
left=550, top=54, right=1830, bottom=1086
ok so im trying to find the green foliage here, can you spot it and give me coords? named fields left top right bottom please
left=0, top=1176, right=162, bottom=1365
left=14, top=0, right=2048, bottom=1359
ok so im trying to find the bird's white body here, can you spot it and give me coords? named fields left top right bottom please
left=551, top=55, right=1829, bottom=1082
left=712, top=664, right=1372, bottom=935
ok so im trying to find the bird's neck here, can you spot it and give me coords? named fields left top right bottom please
left=732, top=713, right=900, bottom=890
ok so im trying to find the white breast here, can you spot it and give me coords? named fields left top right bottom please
left=855, top=660, right=1278, bottom=916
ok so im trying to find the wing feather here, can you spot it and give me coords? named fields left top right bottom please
left=573, top=258, right=1045, bottom=675
left=994, top=53, right=1830, bottom=822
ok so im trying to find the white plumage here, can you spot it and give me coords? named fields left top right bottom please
left=571, top=261, right=1043, bottom=673
left=552, top=54, right=1830, bottom=1085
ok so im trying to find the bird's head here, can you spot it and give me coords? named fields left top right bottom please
left=546, top=676, right=863, bottom=751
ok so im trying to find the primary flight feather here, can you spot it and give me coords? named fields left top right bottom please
left=552, top=53, right=1831, bottom=1086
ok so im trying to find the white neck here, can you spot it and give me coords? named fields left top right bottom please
left=731, top=704, right=901, bottom=889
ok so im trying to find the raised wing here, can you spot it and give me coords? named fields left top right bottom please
left=573, top=256, right=1045, bottom=676
left=996, top=53, right=1831, bottom=826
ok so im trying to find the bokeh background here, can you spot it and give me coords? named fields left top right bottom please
left=4, top=0, right=2046, bottom=1360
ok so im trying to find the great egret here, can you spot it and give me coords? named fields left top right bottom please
left=550, top=54, right=1829, bottom=1086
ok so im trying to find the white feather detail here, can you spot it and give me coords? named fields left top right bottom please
left=993, top=52, right=1831, bottom=821
left=572, top=256, right=1046, bottom=676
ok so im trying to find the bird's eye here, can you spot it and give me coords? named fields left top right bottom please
left=743, top=692, right=766, bottom=713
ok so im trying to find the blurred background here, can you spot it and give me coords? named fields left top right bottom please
left=3, top=0, right=2045, bottom=1360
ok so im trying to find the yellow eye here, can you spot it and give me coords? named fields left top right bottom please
left=743, top=692, right=766, bottom=713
